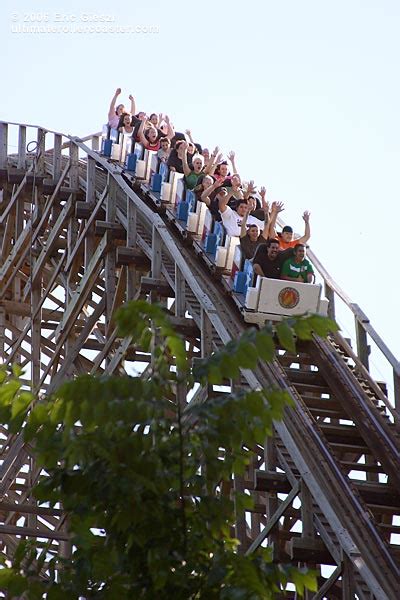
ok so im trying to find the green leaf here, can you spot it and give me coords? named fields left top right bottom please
left=254, top=331, right=275, bottom=361
left=11, top=364, right=23, bottom=378
left=276, top=321, right=296, bottom=352
left=293, top=318, right=313, bottom=340
left=47, top=585, right=69, bottom=600
left=307, top=314, right=339, bottom=337
left=11, top=391, right=31, bottom=419
left=0, top=570, right=27, bottom=596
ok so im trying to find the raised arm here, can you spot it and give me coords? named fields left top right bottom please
left=240, top=204, right=251, bottom=238
left=218, top=188, right=233, bottom=214
left=164, top=115, right=175, bottom=141
left=138, top=117, right=148, bottom=147
left=268, top=201, right=285, bottom=238
left=243, top=180, right=257, bottom=201
left=297, top=211, right=311, bottom=244
left=228, top=150, right=238, bottom=174
left=108, top=87, right=121, bottom=120
left=260, top=186, right=268, bottom=210
left=201, top=179, right=220, bottom=206
left=128, top=94, right=136, bottom=116
left=185, top=129, right=195, bottom=144
left=180, top=142, right=191, bottom=177
left=206, top=147, right=221, bottom=175
left=258, top=187, right=269, bottom=239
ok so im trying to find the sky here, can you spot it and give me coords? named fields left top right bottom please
left=1, top=0, right=399, bottom=394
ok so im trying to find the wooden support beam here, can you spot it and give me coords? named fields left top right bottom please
left=66, top=186, right=107, bottom=272
left=0, top=501, right=63, bottom=518
left=95, top=220, right=126, bottom=239
left=234, top=473, right=248, bottom=551
left=0, top=222, right=32, bottom=299
left=17, top=125, right=26, bottom=170
left=311, top=566, right=342, bottom=600
left=0, top=524, right=69, bottom=542
left=76, top=201, right=104, bottom=219
left=246, top=483, right=300, bottom=555
left=126, top=197, right=138, bottom=300
left=7, top=169, right=27, bottom=184
left=140, top=277, right=174, bottom=298
left=0, top=122, right=8, bottom=171
left=255, top=470, right=293, bottom=493
left=168, top=315, right=199, bottom=338
left=52, top=133, right=62, bottom=181
left=0, top=167, right=33, bottom=227
left=104, top=177, right=117, bottom=337
left=48, top=298, right=106, bottom=393
left=0, top=300, right=31, bottom=317
left=29, top=194, right=74, bottom=287
left=41, top=234, right=108, bottom=388
left=68, top=141, right=79, bottom=190
left=301, top=481, right=315, bottom=539
left=355, top=318, right=370, bottom=371
left=288, top=537, right=334, bottom=565
left=342, top=554, right=356, bottom=599
left=116, top=247, right=151, bottom=269
left=175, top=265, right=187, bottom=408
left=31, top=128, right=45, bottom=176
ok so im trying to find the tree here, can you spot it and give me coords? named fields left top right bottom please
left=0, top=302, right=338, bottom=599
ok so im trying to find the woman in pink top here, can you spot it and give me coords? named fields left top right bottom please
left=107, top=88, right=135, bottom=129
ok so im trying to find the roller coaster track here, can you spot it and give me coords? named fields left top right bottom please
left=0, top=122, right=400, bottom=599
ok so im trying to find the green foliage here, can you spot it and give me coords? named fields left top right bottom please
left=0, top=308, right=337, bottom=599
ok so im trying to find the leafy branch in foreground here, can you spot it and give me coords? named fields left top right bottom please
left=0, top=304, right=338, bottom=599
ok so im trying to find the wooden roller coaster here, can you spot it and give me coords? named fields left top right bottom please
left=0, top=121, right=400, bottom=599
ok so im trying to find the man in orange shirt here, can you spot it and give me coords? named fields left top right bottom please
left=269, top=202, right=311, bottom=250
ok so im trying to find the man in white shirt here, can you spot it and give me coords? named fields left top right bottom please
left=218, top=194, right=264, bottom=237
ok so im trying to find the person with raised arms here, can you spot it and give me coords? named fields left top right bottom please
left=107, top=88, right=135, bottom=129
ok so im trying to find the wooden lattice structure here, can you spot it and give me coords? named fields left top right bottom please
left=1, top=121, right=400, bottom=599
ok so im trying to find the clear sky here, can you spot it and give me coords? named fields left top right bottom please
left=2, top=0, right=399, bottom=390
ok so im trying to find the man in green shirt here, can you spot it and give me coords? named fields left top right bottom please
left=281, top=244, right=315, bottom=283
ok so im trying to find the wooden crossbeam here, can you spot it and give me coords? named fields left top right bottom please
left=0, top=222, right=32, bottom=294
left=66, top=185, right=108, bottom=272
left=289, top=537, right=335, bottom=564
left=29, top=193, right=74, bottom=287
left=0, top=165, right=34, bottom=226
left=0, top=524, right=69, bottom=542
left=245, top=483, right=300, bottom=555
left=140, top=277, right=174, bottom=298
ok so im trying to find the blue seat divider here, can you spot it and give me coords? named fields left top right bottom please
left=233, top=271, right=248, bottom=294
left=214, top=222, right=225, bottom=247
left=109, top=128, right=119, bottom=143
left=177, top=201, right=189, bottom=222
left=102, top=139, right=113, bottom=158
left=233, top=260, right=254, bottom=295
left=186, top=190, right=196, bottom=212
left=134, top=143, right=144, bottom=161
left=159, top=162, right=169, bottom=182
left=151, top=173, right=162, bottom=192
left=243, top=260, right=254, bottom=296
left=125, top=153, right=137, bottom=172
left=205, top=232, right=217, bottom=255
